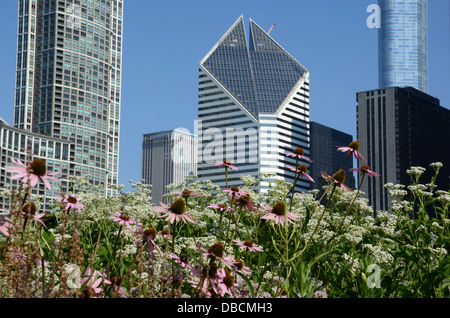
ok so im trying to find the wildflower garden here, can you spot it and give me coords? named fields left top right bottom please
left=0, top=142, right=449, bottom=298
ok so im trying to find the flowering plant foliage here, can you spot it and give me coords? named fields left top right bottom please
left=0, top=147, right=448, bottom=299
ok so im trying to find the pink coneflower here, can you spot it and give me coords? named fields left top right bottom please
left=140, top=227, right=162, bottom=254
left=187, top=270, right=218, bottom=298
left=283, top=147, right=313, bottom=163
left=0, top=219, right=11, bottom=237
left=350, top=165, right=380, bottom=178
left=321, top=170, right=353, bottom=191
left=337, top=141, right=366, bottom=162
left=60, top=194, right=85, bottom=212
left=154, top=198, right=196, bottom=224
left=80, top=268, right=108, bottom=298
left=108, top=211, right=139, bottom=227
left=105, top=275, right=127, bottom=298
left=286, top=164, right=315, bottom=183
left=198, top=242, right=236, bottom=268
left=233, top=239, right=264, bottom=252
left=214, top=160, right=238, bottom=171
left=172, top=189, right=202, bottom=198
left=158, top=228, right=171, bottom=239
left=5, top=158, right=60, bottom=190
left=168, top=253, right=192, bottom=269
left=233, top=194, right=257, bottom=212
left=207, top=204, right=234, bottom=212
left=222, top=187, right=248, bottom=198
left=231, top=259, right=252, bottom=275
left=260, top=202, right=300, bottom=226
left=217, top=268, right=238, bottom=298
left=22, top=202, right=46, bottom=227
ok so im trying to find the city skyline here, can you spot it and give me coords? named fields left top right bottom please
left=0, top=1, right=449, bottom=192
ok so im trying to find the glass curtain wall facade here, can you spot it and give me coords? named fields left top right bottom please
left=198, top=16, right=311, bottom=193
left=142, top=130, right=198, bottom=204
left=13, top=0, right=123, bottom=194
left=378, top=0, right=428, bottom=93
left=0, top=121, right=75, bottom=213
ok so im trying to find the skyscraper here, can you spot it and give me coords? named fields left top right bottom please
left=197, top=16, right=311, bottom=193
left=356, top=87, right=450, bottom=214
left=0, top=120, right=75, bottom=213
left=309, top=121, right=355, bottom=191
left=13, top=0, right=123, bottom=194
left=142, top=129, right=197, bottom=204
left=378, top=0, right=428, bottom=93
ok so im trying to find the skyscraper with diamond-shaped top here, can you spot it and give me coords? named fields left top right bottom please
left=197, top=16, right=311, bottom=193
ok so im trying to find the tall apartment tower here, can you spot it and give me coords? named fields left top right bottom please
left=197, top=16, right=311, bottom=193
left=1, top=119, right=75, bottom=212
left=142, top=129, right=198, bottom=204
left=13, top=0, right=124, bottom=194
left=309, top=121, right=355, bottom=191
left=378, top=0, right=428, bottom=93
left=356, top=87, right=450, bottom=214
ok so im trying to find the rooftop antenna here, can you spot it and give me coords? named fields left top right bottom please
left=267, top=23, right=277, bottom=35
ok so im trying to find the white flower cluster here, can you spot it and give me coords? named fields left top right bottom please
left=362, top=244, right=394, bottom=265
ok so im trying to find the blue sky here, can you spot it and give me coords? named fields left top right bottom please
left=0, top=1, right=449, bottom=191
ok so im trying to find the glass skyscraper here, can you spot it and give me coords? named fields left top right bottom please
left=142, top=129, right=198, bottom=204
left=13, top=0, right=123, bottom=193
left=378, top=0, right=428, bottom=93
left=197, top=16, right=311, bottom=193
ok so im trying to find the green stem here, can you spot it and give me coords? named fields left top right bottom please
left=339, top=152, right=352, bottom=171
left=297, top=184, right=338, bottom=264
left=314, top=174, right=366, bottom=262
left=217, top=209, right=224, bottom=241
left=228, top=206, right=244, bottom=251
left=255, top=237, right=273, bottom=296
left=110, top=225, right=123, bottom=272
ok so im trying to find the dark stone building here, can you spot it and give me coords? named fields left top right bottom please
left=309, top=121, right=356, bottom=192
left=357, top=86, right=450, bottom=214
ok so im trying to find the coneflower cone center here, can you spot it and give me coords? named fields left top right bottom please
left=180, top=254, right=188, bottom=263
left=223, top=274, right=234, bottom=288
left=349, top=141, right=360, bottom=151
left=333, top=170, right=346, bottom=184
left=208, top=242, right=224, bottom=258
left=182, top=190, right=191, bottom=196
left=231, top=187, right=239, bottom=193
left=81, top=287, right=96, bottom=298
left=361, top=165, right=371, bottom=172
left=23, top=202, right=37, bottom=215
left=30, top=159, right=46, bottom=177
left=67, top=196, right=77, bottom=204
left=294, top=147, right=305, bottom=155
left=272, top=202, right=286, bottom=216
left=297, top=165, right=308, bottom=174
left=208, top=262, right=218, bottom=278
left=244, top=240, right=254, bottom=247
left=234, top=259, right=244, bottom=270
left=120, top=213, right=130, bottom=221
left=170, top=198, right=186, bottom=215
left=144, top=227, right=157, bottom=237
